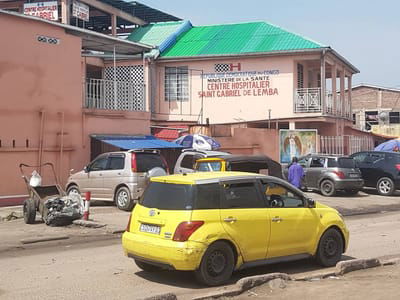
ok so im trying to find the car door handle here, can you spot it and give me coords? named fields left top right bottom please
left=224, top=217, right=237, bottom=223
left=272, top=217, right=283, bottom=223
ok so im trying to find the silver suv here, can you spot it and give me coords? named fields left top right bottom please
left=284, top=154, right=363, bottom=196
left=174, top=149, right=230, bottom=174
left=66, top=150, right=168, bottom=211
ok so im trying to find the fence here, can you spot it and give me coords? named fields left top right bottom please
left=319, top=135, right=374, bottom=156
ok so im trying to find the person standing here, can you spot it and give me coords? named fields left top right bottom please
left=288, top=157, right=304, bottom=188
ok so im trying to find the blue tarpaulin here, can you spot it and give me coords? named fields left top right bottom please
left=92, top=135, right=183, bottom=150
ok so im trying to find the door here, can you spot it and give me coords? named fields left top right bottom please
left=220, top=180, right=270, bottom=262
left=353, top=152, right=384, bottom=187
left=306, top=156, right=326, bottom=188
left=102, top=154, right=126, bottom=200
left=84, top=154, right=108, bottom=199
left=261, top=179, right=320, bottom=258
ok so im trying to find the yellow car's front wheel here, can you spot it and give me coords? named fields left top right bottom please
left=316, top=228, right=344, bottom=267
left=195, top=241, right=235, bottom=286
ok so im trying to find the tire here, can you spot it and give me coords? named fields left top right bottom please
left=195, top=241, right=235, bottom=286
left=135, top=260, right=162, bottom=272
left=66, top=185, right=80, bottom=196
left=345, top=189, right=359, bottom=196
left=115, top=186, right=134, bottom=211
left=23, top=199, right=36, bottom=224
left=316, top=228, right=344, bottom=267
left=376, top=177, right=395, bottom=196
left=320, top=179, right=336, bottom=197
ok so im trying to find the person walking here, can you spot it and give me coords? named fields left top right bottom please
left=288, top=157, right=304, bottom=189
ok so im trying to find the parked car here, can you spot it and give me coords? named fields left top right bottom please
left=194, top=155, right=283, bottom=178
left=66, top=149, right=168, bottom=211
left=283, top=154, right=363, bottom=196
left=350, top=151, right=400, bottom=196
left=122, top=171, right=349, bottom=286
left=173, top=149, right=230, bottom=174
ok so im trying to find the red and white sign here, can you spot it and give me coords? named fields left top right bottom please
left=72, top=1, right=90, bottom=22
left=23, top=1, right=58, bottom=21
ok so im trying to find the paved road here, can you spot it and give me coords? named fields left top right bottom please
left=0, top=211, right=399, bottom=299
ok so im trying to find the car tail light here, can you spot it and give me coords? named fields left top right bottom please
left=396, top=164, right=400, bottom=171
left=131, top=153, right=137, bottom=172
left=333, top=171, right=345, bottom=179
left=173, top=221, right=204, bottom=242
left=126, top=213, right=132, bottom=232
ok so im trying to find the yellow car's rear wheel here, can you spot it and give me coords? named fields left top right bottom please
left=195, top=241, right=235, bottom=286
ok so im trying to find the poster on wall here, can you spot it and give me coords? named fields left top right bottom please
left=279, top=130, right=317, bottom=164
left=23, top=1, right=58, bottom=21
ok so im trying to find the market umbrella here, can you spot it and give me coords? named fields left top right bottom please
left=173, top=134, right=221, bottom=150
left=374, top=138, right=400, bottom=152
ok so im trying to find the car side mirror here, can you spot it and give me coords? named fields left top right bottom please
left=84, top=166, right=89, bottom=173
left=306, top=197, right=316, bottom=208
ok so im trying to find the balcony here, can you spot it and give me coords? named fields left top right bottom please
left=294, top=88, right=352, bottom=119
left=84, top=78, right=146, bottom=111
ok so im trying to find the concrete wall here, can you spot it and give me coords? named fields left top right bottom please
left=0, top=14, right=151, bottom=200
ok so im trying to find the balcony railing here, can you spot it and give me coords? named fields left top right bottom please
left=294, top=88, right=352, bottom=120
left=84, top=78, right=146, bottom=111
left=294, top=88, right=322, bottom=113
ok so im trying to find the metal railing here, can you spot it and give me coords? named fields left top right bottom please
left=294, top=88, right=352, bottom=120
left=294, top=88, right=322, bottom=113
left=84, top=78, right=146, bottom=111
left=319, top=135, right=374, bottom=156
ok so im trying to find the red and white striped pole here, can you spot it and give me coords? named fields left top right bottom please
left=83, top=191, right=91, bottom=220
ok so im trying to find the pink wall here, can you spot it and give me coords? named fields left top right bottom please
left=0, top=14, right=151, bottom=200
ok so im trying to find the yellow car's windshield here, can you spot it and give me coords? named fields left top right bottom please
left=196, top=161, right=222, bottom=172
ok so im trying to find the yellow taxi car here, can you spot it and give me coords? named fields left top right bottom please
left=122, top=172, right=349, bottom=286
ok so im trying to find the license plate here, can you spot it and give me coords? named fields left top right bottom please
left=349, top=173, right=359, bottom=178
left=140, top=223, right=161, bottom=235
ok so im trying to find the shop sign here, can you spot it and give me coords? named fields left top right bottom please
left=279, top=130, right=318, bottom=164
left=72, top=0, right=90, bottom=22
left=23, top=1, right=58, bottom=21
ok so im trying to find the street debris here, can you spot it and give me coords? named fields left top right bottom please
left=72, top=219, right=106, bottom=228
left=44, top=194, right=83, bottom=226
left=1, top=211, right=23, bottom=222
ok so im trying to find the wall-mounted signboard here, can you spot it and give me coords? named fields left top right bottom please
left=23, top=1, right=58, bottom=21
left=72, top=0, right=90, bottom=22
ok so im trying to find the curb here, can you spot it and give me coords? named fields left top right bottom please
left=20, top=235, right=70, bottom=244
left=192, top=273, right=290, bottom=300
left=192, top=257, right=399, bottom=300
left=140, top=293, right=177, bottom=300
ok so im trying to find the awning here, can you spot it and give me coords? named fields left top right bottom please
left=91, top=135, right=183, bottom=149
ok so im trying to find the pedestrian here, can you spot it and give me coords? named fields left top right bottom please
left=288, top=156, right=304, bottom=189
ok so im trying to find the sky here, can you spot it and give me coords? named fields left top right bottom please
left=139, top=0, right=400, bottom=89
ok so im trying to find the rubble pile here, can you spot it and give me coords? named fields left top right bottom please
left=44, top=194, right=83, bottom=226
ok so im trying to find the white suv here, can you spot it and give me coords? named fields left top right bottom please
left=66, top=149, right=168, bottom=211
left=174, top=149, right=229, bottom=174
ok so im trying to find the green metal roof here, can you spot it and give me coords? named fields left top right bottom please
left=127, top=21, right=185, bottom=46
left=161, top=21, right=324, bottom=57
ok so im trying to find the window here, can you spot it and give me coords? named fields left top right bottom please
left=107, top=155, right=125, bottom=170
left=165, top=66, right=188, bottom=101
left=297, top=64, right=304, bottom=89
left=141, top=182, right=193, bottom=210
left=89, top=155, right=108, bottom=171
left=310, top=157, right=325, bottom=168
left=261, top=181, right=304, bottom=208
left=181, top=154, right=202, bottom=169
left=195, top=183, right=220, bottom=209
left=221, top=182, right=263, bottom=209
left=136, top=153, right=167, bottom=173
left=365, top=153, right=385, bottom=164
left=298, top=158, right=308, bottom=168
left=389, top=112, right=400, bottom=124
left=196, top=161, right=222, bottom=172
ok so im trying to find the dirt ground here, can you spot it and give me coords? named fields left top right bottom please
left=233, top=264, right=400, bottom=300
